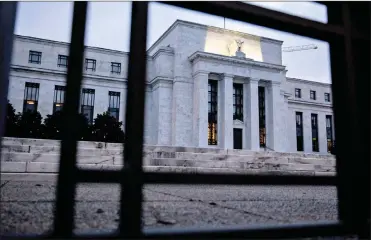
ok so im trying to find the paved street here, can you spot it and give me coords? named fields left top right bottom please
left=0, top=177, right=338, bottom=235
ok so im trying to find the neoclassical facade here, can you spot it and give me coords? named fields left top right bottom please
left=7, top=20, right=334, bottom=154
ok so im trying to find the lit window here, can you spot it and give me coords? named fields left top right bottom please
left=23, top=82, right=40, bottom=113
left=53, top=85, right=65, bottom=113
left=208, top=80, right=218, bottom=145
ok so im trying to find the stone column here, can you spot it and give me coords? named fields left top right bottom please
left=245, top=78, right=260, bottom=151
left=318, top=112, right=328, bottom=154
left=193, top=71, right=209, bottom=148
left=266, top=82, right=282, bottom=151
left=220, top=74, right=234, bottom=149
left=303, top=111, right=312, bottom=153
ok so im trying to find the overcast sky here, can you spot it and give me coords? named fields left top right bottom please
left=14, top=1, right=332, bottom=84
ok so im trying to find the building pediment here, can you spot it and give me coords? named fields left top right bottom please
left=233, top=119, right=244, bottom=126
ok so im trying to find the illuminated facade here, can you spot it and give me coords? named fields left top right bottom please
left=8, top=20, right=334, bottom=154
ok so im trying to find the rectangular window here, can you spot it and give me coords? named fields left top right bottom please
left=85, top=58, right=96, bottom=72
left=296, top=112, right=304, bottom=151
left=28, top=51, right=42, bottom=64
left=325, top=93, right=331, bottom=102
left=326, top=115, right=334, bottom=153
left=53, top=85, right=66, bottom=113
left=81, top=88, right=95, bottom=124
left=310, top=90, right=316, bottom=100
left=233, top=83, right=243, bottom=121
left=23, top=82, right=40, bottom=113
left=258, top=86, right=266, bottom=147
left=111, top=62, right=121, bottom=74
left=311, top=113, right=319, bottom=152
left=58, top=55, right=68, bottom=68
left=295, top=88, right=301, bottom=98
left=108, top=91, right=120, bottom=120
left=208, top=80, right=218, bottom=145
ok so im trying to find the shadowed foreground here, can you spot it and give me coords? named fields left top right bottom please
left=0, top=179, right=338, bottom=235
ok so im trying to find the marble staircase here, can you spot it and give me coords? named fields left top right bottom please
left=1, top=137, right=336, bottom=176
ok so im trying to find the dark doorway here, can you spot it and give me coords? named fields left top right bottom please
left=233, top=128, right=242, bottom=149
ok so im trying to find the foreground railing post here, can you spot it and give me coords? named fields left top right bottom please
left=0, top=2, right=17, bottom=171
left=53, top=2, right=88, bottom=237
left=119, top=1, right=148, bottom=238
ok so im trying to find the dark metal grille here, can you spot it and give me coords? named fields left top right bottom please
left=233, top=83, right=243, bottom=121
left=311, top=113, right=319, bottom=152
left=296, top=111, right=304, bottom=151
left=58, top=55, right=68, bottom=68
left=326, top=115, right=334, bottom=153
left=325, top=92, right=331, bottom=102
left=208, top=80, right=217, bottom=145
left=295, top=88, right=301, bottom=98
left=28, top=50, right=41, bottom=64
left=85, top=58, right=96, bottom=72
left=258, top=86, right=266, bottom=147
left=310, top=90, right=316, bottom=100
left=111, top=62, right=121, bottom=74
left=53, top=85, right=65, bottom=113
left=81, top=88, right=95, bottom=124
left=23, top=82, right=39, bottom=113
left=108, top=91, right=120, bottom=120
left=0, top=1, right=369, bottom=239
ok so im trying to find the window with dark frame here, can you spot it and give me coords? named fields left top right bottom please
left=81, top=88, right=95, bottom=124
left=233, top=83, right=243, bottom=121
left=108, top=91, right=120, bottom=120
left=23, top=82, right=40, bottom=113
left=85, top=58, right=96, bottom=72
left=53, top=85, right=66, bottom=113
left=325, top=92, right=331, bottom=102
left=208, top=80, right=218, bottom=145
left=28, top=51, right=42, bottom=64
left=326, top=115, right=334, bottom=153
left=295, top=88, right=301, bottom=98
left=58, top=55, right=68, bottom=68
left=111, top=62, right=121, bottom=74
left=311, top=113, right=319, bottom=152
left=258, top=86, right=266, bottom=147
left=310, top=90, right=316, bottom=100
left=296, top=112, right=304, bottom=151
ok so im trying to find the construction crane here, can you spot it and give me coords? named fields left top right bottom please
left=282, top=44, right=318, bottom=52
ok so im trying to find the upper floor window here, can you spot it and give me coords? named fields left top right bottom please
left=108, top=91, right=120, bottom=120
left=53, top=85, right=66, bottom=113
left=23, top=82, right=39, bottom=113
left=85, top=58, right=96, bottom=72
left=233, top=83, right=243, bottom=121
left=310, top=90, right=316, bottom=100
left=111, top=62, right=121, bottom=74
left=58, top=55, right=68, bottom=68
left=325, top=93, right=331, bottom=102
left=295, top=88, right=301, bottom=98
left=29, top=51, right=42, bottom=64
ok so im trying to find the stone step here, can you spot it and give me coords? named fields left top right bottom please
left=0, top=161, right=335, bottom=176
left=141, top=158, right=335, bottom=172
left=2, top=144, right=336, bottom=164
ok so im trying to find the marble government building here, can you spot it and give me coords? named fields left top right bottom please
left=7, top=20, right=334, bottom=154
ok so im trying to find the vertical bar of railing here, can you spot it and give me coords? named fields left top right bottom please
left=119, top=1, right=148, bottom=237
left=0, top=2, right=17, bottom=169
left=53, top=2, right=88, bottom=237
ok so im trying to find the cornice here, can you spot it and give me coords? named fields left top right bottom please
left=288, top=99, right=333, bottom=108
left=148, top=76, right=173, bottom=86
left=286, top=77, right=332, bottom=87
left=189, top=51, right=286, bottom=71
left=10, top=65, right=128, bottom=83
left=152, top=46, right=175, bottom=59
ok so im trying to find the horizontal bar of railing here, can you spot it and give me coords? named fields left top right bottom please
left=1, top=221, right=348, bottom=239
left=75, top=169, right=337, bottom=186
left=160, top=1, right=368, bottom=41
